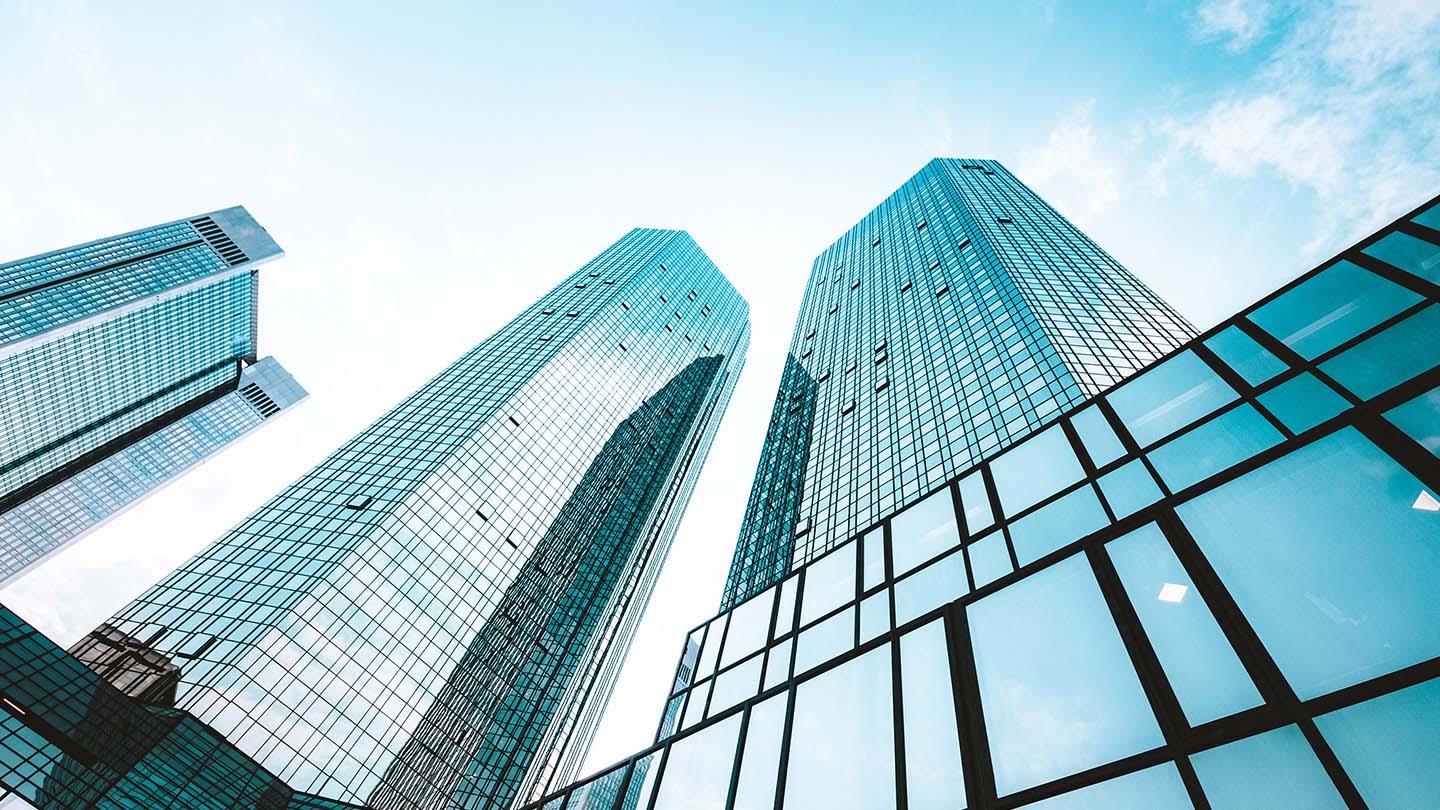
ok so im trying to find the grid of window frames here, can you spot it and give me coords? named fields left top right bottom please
left=723, top=159, right=1195, bottom=611
left=524, top=195, right=1440, bottom=810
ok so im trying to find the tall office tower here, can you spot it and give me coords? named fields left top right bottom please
left=723, top=158, right=1195, bottom=608
left=0, top=209, right=305, bottom=586
left=0, top=229, right=749, bottom=810
left=524, top=195, right=1440, bottom=810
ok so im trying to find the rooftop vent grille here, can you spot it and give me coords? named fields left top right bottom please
left=189, top=216, right=249, bottom=266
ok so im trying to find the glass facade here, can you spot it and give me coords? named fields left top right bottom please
left=525, top=195, right=1440, bottom=810
left=0, top=208, right=298, bottom=586
left=0, top=228, right=750, bottom=809
left=723, top=158, right=1194, bottom=609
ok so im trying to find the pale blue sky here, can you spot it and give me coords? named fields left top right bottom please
left=0, top=0, right=1436, bottom=780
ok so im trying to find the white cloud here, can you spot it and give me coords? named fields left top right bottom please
left=1193, top=0, right=1274, bottom=49
left=1017, top=104, right=1121, bottom=217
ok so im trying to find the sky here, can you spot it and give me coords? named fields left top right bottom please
left=0, top=0, right=1437, bottom=788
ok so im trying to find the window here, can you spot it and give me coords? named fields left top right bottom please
left=1318, top=304, right=1440, bottom=400
left=1256, top=372, right=1349, bottom=434
left=862, top=526, right=885, bottom=590
left=1362, top=230, right=1440, bottom=284
left=1385, top=384, right=1440, bottom=457
left=969, top=554, right=1164, bottom=795
left=894, top=550, right=966, bottom=626
left=708, top=655, right=762, bottom=717
left=1008, top=485, right=1108, bottom=565
left=1191, top=725, right=1345, bottom=809
left=1204, top=325, right=1287, bottom=386
left=1097, top=459, right=1163, bottom=519
left=1147, top=403, right=1283, bottom=492
left=890, top=488, right=961, bottom=575
left=1248, top=260, right=1421, bottom=359
left=990, top=423, right=1085, bottom=516
left=732, top=693, right=787, bottom=810
left=651, top=714, right=742, bottom=810
left=1315, top=676, right=1440, bottom=809
left=800, top=539, right=856, bottom=625
left=1025, top=763, right=1193, bottom=809
left=957, top=469, right=994, bottom=533
left=899, top=620, right=966, bottom=810
left=1107, top=350, right=1237, bottom=447
left=783, top=643, right=895, bottom=809
left=721, top=587, right=775, bottom=668
left=1071, top=404, right=1126, bottom=467
left=966, top=532, right=1011, bottom=589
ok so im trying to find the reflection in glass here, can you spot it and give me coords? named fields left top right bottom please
left=1363, top=230, right=1440, bottom=284
left=1316, top=675, right=1440, bottom=809
left=891, top=488, right=962, bottom=575
left=1204, top=325, right=1287, bottom=387
left=966, top=532, right=1012, bottom=590
left=708, top=655, right=762, bottom=718
left=900, top=620, right=966, bottom=810
left=652, top=713, right=742, bottom=810
left=800, top=540, right=856, bottom=625
left=1247, top=260, right=1421, bottom=359
left=1025, top=763, right=1193, bottom=809
left=1147, top=403, right=1282, bottom=493
left=863, top=527, right=886, bottom=591
left=1107, top=350, right=1237, bottom=447
left=1319, top=305, right=1440, bottom=400
left=732, top=693, right=788, bottom=810
left=969, top=554, right=1163, bottom=795
left=894, top=550, right=967, bottom=626
left=1178, top=427, right=1440, bottom=699
left=1071, top=404, right=1127, bottom=468
left=763, top=638, right=792, bottom=690
left=783, top=643, right=895, bottom=809
left=1107, top=524, right=1262, bottom=725
left=1097, top=459, right=1163, bottom=519
left=958, top=469, right=994, bottom=535
left=774, top=575, right=798, bottom=639
left=1256, top=372, right=1349, bottom=434
left=795, top=606, right=854, bottom=674
left=680, top=678, right=712, bottom=732
left=1386, top=384, right=1440, bottom=458
left=695, top=616, right=726, bottom=682
left=860, top=591, right=891, bottom=643
left=721, top=588, right=775, bottom=668
left=1008, top=486, right=1108, bottom=566
left=990, top=424, right=1086, bottom=515
left=1190, top=725, right=1345, bottom=809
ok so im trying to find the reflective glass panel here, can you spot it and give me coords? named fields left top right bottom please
left=708, top=654, right=762, bottom=718
left=1097, top=458, right=1163, bottom=519
left=568, top=767, right=626, bottom=810
left=1107, top=350, right=1237, bottom=447
left=1190, top=725, right=1345, bottom=809
left=1204, top=324, right=1287, bottom=386
left=860, top=590, right=890, bottom=643
left=680, top=678, right=711, bottom=732
left=966, top=532, right=1012, bottom=590
left=783, top=643, right=895, bottom=810
left=732, top=692, right=788, bottom=810
left=721, top=588, right=775, bottom=668
left=990, top=424, right=1086, bottom=515
left=1415, top=201, right=1440, bottom=230
left=1363, top=230, right=1440, bottom=284
left=958, top=469, right=994, bottom=533
left=1257, top=372, right=1349, bottom=434
left=1248, top=260, right=1422, bottom=359
left=1315, top=675, right=1440, bottom=809
left=695, top=616, right=726, bottom=681
left=1025, top=763, right=1193, bottom=809
left=774, top=575, right=798, bottom=638
left=1178, top=427, right=1440, bottom=698
left=891, top=488, right=962, bottom=575
left=1071, top=404, right=1126, bottom=468
left=1148, top=404, right=1283, bottom=493
left=894, top=550, right=967, bottom=627
left=763, top=638, right=791, bottom=690
left=863, top=526, right=886, bottom=590
left=1320, top=305, right=1440, bottom=400
left=1386, top=384, right=1440, bottom=458
left=970, top=554, right=1164, bottom=795
left=900, top=620, right=966, bottom=810
left=800, top=539, right=856, bottom=625
left=621, top=751, right=662, bottom=810
left=1107, top=524, right=1262, bottom=725
left=1008, top=486, right=1109, bottom=566
left=652, top=713, right=742, bottom=810
left=795, top=606, right=853, bottom=674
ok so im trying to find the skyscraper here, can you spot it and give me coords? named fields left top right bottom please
left=524, top=181, right=1440, bottom=810
left=0, top=228, right=750, bottom=809
left=0, top=208, right=305, bottom=586
left=724, top=158, right=1195, bottom=609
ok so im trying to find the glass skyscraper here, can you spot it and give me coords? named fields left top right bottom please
left=524, top=179, right=1440, bottom=810
left=0, top=208, right=305, bottom=586
left=724, top=159, right=1194, bottom=609
left=0, top=228, right=749, bottom=809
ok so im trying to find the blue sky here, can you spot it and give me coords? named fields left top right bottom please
left=1, top=0, right=1436, bottom=779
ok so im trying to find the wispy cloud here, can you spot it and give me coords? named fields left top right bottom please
left=1193, top=0, right=1275, bottom=50
left=1017, top=103, right=1120, bottom=218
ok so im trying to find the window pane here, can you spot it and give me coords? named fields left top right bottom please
left=568, top=767, right=627, bottom=810
left=863, top=527, right=886, bottom=590
left=681, top=678, right=712, bottom=731
left=1320, top=304, right=1440, bottom=400
left=1191, top=725, right=1345, bottom=809
left=695, top=616, right=726, bottom=681
left=1363, top=230, right=1440, bottom=284
left=1106, top=523, right=1262, bottom=725
left=722, top=588, right=775, bottom=668
left=1026, top=763, right=1193, bottom=809
left=1148, top=404, right=1283, bottom=493
left=1256, top=372, right=1349, bottom=434
left=783, top=643, right=895, bottom=810
left=1204, top=324, right=1287, bottom=386
left=774, top=575, right=798, bottom=638
left=800, top=539, right=856, bottom=625
left=860, top=590, right=890, bottom=644
left=1415, top=201, right=1440, bottom=230
left=764, top=638, right=791, bottom=690
left=795, top=606, right=853, bottom=674
left=709, top=654, right=762, bottom=717
left=958, top=469, right=994, bottom=533
left=1248, top=260, right=1422, bottom=359
left=1008, top=486, right=1109, bottom=566
left=990, top=424, right=1085, bottom=515
left=621, top=751, right=662, bottom=810
left=1315, top=676, right=1440, bottom=809
left=1097, top=458, right=1163, bottom=519
left=732, top=692, right=788, bottom=810
left=894, top=550, right=967, bottom=627
left=970, top=554, right=1164, bottom=795
left=1107, top=350, right=1237, bottom=447
left=966, top=532, right=1012, bottom=590
left=891, top=488, right=962, bottom=575
left=900, top=620, right=966, bottom=810
left=1177, top=427, right=1440, bottom=698
left=1071, top=404, right=1126, bottom=468
left=652, top=713, right=742, bottom=810
left=1386, top=384, right=1440, bottom=458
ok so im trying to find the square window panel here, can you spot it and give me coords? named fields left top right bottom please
left=1248, top=260, right=1422, bottom=360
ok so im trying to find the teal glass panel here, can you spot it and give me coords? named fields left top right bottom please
left=1320, top=305, right=1440, bottom=400
left=900, top=620, right=966, bottom=810
left=969, top=554, right=1164, bottom=795
left=1386, top=384, right=1440, bottom=458
left=1256, top=372, right=1349, bottom=434
left=1248, top=260, right=1422, bottom=359
left=958, top=469, right=994, bottom=533
left=1178, top=427, right=1440, bottom=698
left=1315, top=676, right=1440, bottom=809
left=1025, top=763, right=1193, bottom=809
left=720, top=587, right=774, bottom=668
left=860, top=590, right=890, bottom=644
left=783, top=643, right=895, bottom=810
left=800, top=539, right=856, bottom=625
left=1108, top=350, right=1238, bottom=447
left=1191, top=725, right=1345, bottom=809
left=1106, top=524, right=1262, bottom=725
left=890, top=488, right=962, bottom=576
left=966, top=532, right=1012, bottom=590
left=894, top=550, right=967, bottom=627
left=1415, top=201, right=1440, bottom=230
left=652, top=713, right=742, bottom=810
left=863, top=526, right=886, bottom=590
left=1148, top=404, right=1283, bottom=493
left=1071, top=404, right=1126, bottom=467
left=763, top=638, right=791, bottom=690
left=795, top=606, right=853, bottom=674
left=1204, top=324, right=1287, bottom=386
left=1097, top=459, right=1163, bottom=519
left=732, top=692, right=787, bottom=810
left=708, top=654, right=762, bottom=717
left=1363, top=230, right=1440, bottom=284
left=990, top=424, right=1086, bottom=516
left=622, top=751, right=662, bottom=810
left=1008, top=486, right=1109, bottom=566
